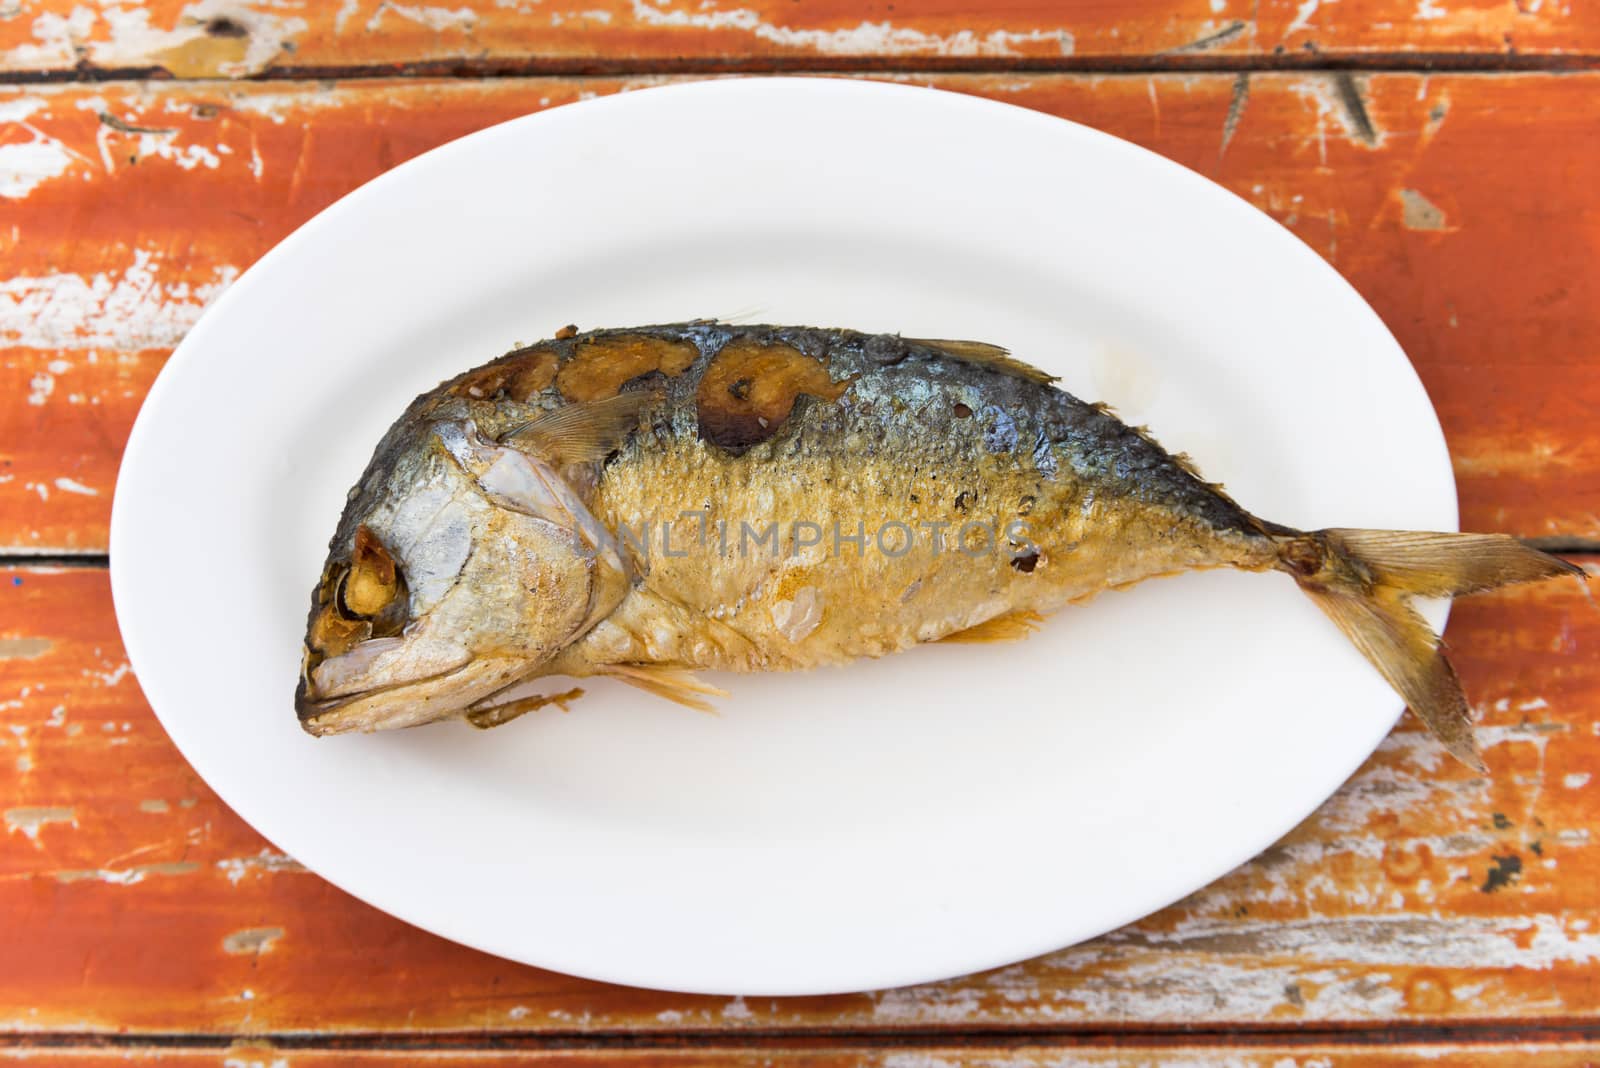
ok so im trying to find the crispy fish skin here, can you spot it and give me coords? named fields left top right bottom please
left=297, top=323, right=1582, bottom=768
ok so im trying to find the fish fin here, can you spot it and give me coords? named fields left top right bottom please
left=907, top=338, right=1059, bottom=386
left=601, top=663, right=729, bottom=713
left=1321, top=529, right=1586, bottom=595
left=938, top=609, right=1046, bottom=644
left=464, top=686, right=585, bottom=729
left=502, top=391, right=655, bottom=465
left=1280, top=528, right=1583, bottom=772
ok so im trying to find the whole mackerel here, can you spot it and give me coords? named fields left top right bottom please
left=297, top=323, right=1581, bottom=769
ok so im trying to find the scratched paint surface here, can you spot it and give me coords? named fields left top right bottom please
left=1, top=74, right=1597, bottom=551
left=0, top=0, right=1597, bottom=75
left=2, top=4, right=1598, bottom=1052
left=0, top=565, right=1593, bottom=1029
left=10, top=1050, right=1600, bottom=1067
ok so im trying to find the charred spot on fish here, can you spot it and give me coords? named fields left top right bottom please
left=953, top=491, right=974, bottom=512
left=1010, top=551, right=1040, bottom=573
left=557, top=334, right=699, bottom=403
left=1018, top=494, right=1036, bottom=515
left=1281, top=536, right=1324, bottom=578
left=696, top=338, right=855, bottom=450
left=554, top=323, right=579, bottom=340
left=953, top=402, right=973, bottom=419
left=862, top=333, right=911, bottom=366
left=450, top=348, right=558, bottom=403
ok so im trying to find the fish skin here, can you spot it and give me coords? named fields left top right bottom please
left=297, top=322, right=1279, bottom=734
left=295, top=322, right=1578, bottom=771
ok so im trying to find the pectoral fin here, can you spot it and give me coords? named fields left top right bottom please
left=464, top=686, right=586, bottom=729
left=501, top=391, right=657, bottom=465
left=939, top=610, right=1045, bottom=644
left=602, top=663, right=729, bottom=712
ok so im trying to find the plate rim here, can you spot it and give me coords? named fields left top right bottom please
left=109, top=75, right=1457, bottom=996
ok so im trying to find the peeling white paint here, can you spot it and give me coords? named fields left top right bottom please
left=4, top=805, right=76, bottom=840
left=216, top=848, right=307, bottom=884
left=4, top=3, right=303, bottom=75
left=1128, top=913, right=1600, bottom=973
left=1565, top=772, right=1591, bottom=789
left=0, top=99, right=47, bottom=125
left=336, top=0, right=362, bottom=32
left=0, top=7, right=97, bottom=68
left=53, top=477, right=98, bottom=496
left=1399, top=188, right=1447, bottom=231
left=135, top=131, right=222, bottom=170
left=1285, top=0, right=1320, bottom=34
left=222, top=1053, right=288, bottom=1068
left=222, top=925, right=285, bottom=955
left=369, top=2, right=478, bottom=32
left=630, top=0, right=1075, bottom=56
left=0, top=119, right=76, bottom=199
left=0, top=247, right=238, bottom=350
left=27, top=372, right=54, bottom=406
left=92, top=661, right=131, bottom=687
left=90, top=2, right=307, bottom=77
left=55, top=861, right=201, bottom=885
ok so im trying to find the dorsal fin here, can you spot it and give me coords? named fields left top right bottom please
left=905, top=337, right=1059, bottom=386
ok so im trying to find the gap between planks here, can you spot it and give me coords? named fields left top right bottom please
left=2, top=51, right=1600, bottom=85
left=17, top=1022, right=1600, bottom=1051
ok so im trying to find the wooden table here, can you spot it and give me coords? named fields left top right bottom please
left=3, top=2, right=1598, bottom=1064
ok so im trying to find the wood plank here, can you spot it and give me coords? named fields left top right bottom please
left=0, top=0, right=1597, bottom=77
left=1, top=562, right=1594, bottom=1031
left=8, top=1046, right=1600, bottom=1066
left=4, top=73, right=1598, bottom=553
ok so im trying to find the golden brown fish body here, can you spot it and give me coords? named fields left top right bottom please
left=297, top=323, right=1579, bottom=768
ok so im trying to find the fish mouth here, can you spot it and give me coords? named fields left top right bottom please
left=296, top=641, right=540, bottom=736
left=296, top=637, right=473, bottom=735
left=295, top=665, right=464, bottom=734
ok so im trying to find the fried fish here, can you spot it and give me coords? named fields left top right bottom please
left=296, top=323, right=1581, bottom=769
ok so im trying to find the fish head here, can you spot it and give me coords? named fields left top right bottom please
left=296, top=415, right=625, bottom=735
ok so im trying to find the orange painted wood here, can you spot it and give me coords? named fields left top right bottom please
left=0, top=0, right=1597, bottom=77
left=3, top=73, right=1598, bottom=553
left=7, top=1048, right=1600, bottom=1066
left=0, top=563, right=1594, bottom=1032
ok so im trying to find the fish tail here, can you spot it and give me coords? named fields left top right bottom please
left=1274, top=528, right=1584, bottom=771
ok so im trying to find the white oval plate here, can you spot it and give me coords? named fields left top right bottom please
left=111, top=77, right=1454, bottom=996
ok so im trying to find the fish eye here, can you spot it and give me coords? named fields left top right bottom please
left=333, top=525, right=409, bottom=634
